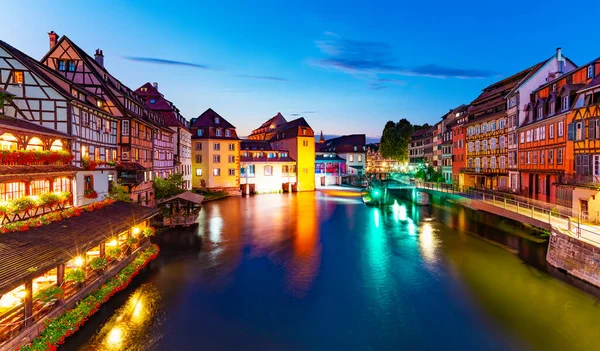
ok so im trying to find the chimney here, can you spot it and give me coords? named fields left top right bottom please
left=556, top=47, right=564, bottom=74
left=48, top=31, right=58, bottom=49
left=153, top=82, right=158, bottom=90
left=94, top=49, right=104, bottom=67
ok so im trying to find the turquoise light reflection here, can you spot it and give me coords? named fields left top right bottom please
left=373, top=208, right=380, bottom=228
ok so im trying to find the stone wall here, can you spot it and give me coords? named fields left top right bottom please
left=546, top=229, right=600, bottom=288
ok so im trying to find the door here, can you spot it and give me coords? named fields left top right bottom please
left=529, top=175, right=534, bottom=197
left=580, top=200, right=589, bottom=221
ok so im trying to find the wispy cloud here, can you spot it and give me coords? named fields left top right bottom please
left=123, top=56, right=213, bottom=69
left=313, top=33, right=494, bottom=87
left=290, top=111, right=317, bottom=116
left=236, top=74, right=289, bottom=82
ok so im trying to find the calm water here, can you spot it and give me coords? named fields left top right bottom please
left=62, top=189, right=600, bottom=351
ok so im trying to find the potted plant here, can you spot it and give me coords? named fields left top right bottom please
left=126, top=237, right=139, bottom=247
left=81, top=156, right=98, bottom=170
left=83, top=189, right=98, bottom=199
left=143, top=227, right=156, bottom=238
left=89, top=257, right=107, bottom=271
left=12, top=197, right=36, bottom=214
left=65, top=269, right=85, bottom=285
left=39, top=192, right=60, bottom=208
left=0, top=202, right=13, bottom=217
left=35, top=286, right=64, bottom=304
left=106, top=247, right=122, bottom=261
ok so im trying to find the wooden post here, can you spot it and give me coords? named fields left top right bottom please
left=100, top=243, right=106, bottom=258
left=24, top=280, right=33, bottom=327
left=57, top=264, right=65, bottom=305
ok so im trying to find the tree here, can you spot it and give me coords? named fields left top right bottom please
left=153, top=173, right=185, bottom=199
left=0, top=90, right=13, bottom=111
left=414, top=164, right=444, bottom=183
left=379, top=118, right=421, bottom=162
left=106, top=184, right=132, bottom=202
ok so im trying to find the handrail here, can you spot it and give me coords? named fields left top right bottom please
left=413, top=180, right=600, bottom=242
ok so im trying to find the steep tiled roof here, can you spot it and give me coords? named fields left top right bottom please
left=135, top=83, right=188, bottom=129
left=190, top=108, right=240, bottom=140
left=240, top=140, right=272, bottom=150
left=0, top=115, right=72, bottom=138
left=266, top=117, right=313, bottom=140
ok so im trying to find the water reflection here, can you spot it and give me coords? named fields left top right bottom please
left=64, top=191, right=600, bottom=351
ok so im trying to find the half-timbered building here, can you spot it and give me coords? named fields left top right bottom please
left=135, top=82, right=187, bottom=187
left=0, top=39, right=118, bottom=205
left=41, top=32, right=160, bottom=206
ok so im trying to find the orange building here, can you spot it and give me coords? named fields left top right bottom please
left=518, top=59, right=600, bottom=205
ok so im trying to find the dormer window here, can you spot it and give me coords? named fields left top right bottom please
left=141, top=87, right=147, bottom=92
left=197, top=129, right=204, bottom=137
left=150, top=99, right=156, bottom=104
left=215, top=117, right=220, bottom=124
left=97, top=100, right=104, bottom=108
left=71, top=88, right=78, bottom=98
left=216, top=128, right=223, bottom=137
left=550, top=101, right=555, bottom=115
left=562, top=95, right=570, bottom=111
left=538, top=106, right=543, bottom=119
left=552, top=84, right=557, bottom=92
left=68, top=61, right=75, bottom=72
left=588, top=65, right=595, bottom=79
left=225, top=129, right=231, bottom=137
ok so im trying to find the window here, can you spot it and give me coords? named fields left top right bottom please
left=68, top=61, right=75, bottom=71
left=225, top=129, right=231, bottom=137
left=0, top=182, right=25, bottom=201
left=550, top=101, right=555, bottom=115
left=215, top=117, right=220, bottom=124
left=520, top=132, right=524, bottom=144
left=558, top=122, right=564, bottom=137
left=548, top=149, right=554, bottom=164
left=264, top=165, right=273, bottom=176
left=595, top=120, right=600, bottom=139
left=122, top=120, right=129, bottom=136
left=349, top=154, right=354, bottom=162
left=84, top=175, right=94, bottom=193
left=195, top=169, right=202, bottom=176
left=549, top=124, right=554, bottom=138
left=540, top=126, right=546, bottom=140
left=229, top=143, right=235, bottom=151
left=213, top=168, right=220, bottom=176
left=588, top=65, right=595, bottom=79
left=533, top=128, right=539, bottom=141
left=150, top=99, right=156, bottom=104
left=562, top=96, right=570, bottom=111
left=213, top=143, right=220, bottom=151
left=216, top=129, right=223, bottom=137
left=228, top=168, right=235, bottom=176
left=482, top=124, right=487, bottom=133
left=490, top=121, right=496, bottom=131
left=58, top=60, right=66, bottom=71
left=302, top=140, right=309, bottom=147
left=540, top=150, right=544, bottom=164
left=482, top=139, right=488, bottom=150
left=195, top=155, right=202, bottom=163
left=532, top=151, right=538, bottom=165
left=557, top=148, right=563, bottom=164
left=358, top=154, right=363, bottom=162
left=30, top=179, right=50, bottom=196
left=490, top=138, right=496, bottom=150
left=195, top=142, right=202, bottom=150
left=526, top=130, right=531, bottom=142
left=475, top=141, right=480, bottom=152
left=538, top=106, right=543, bottom=119
left=105, top=119, right=111, bottom=133
left=53, top=177, right=71, bottom=192
left=213, top=155, right=221, bottom=163
left=282, top=165, right=289, bottom=173
left=576, top=121, right=583, bottom=140
left=197, top=129, right=204, bottom=137
left=482, top=157, right=488, bottom=169
left=228, top=155, right=235, bottom=163
left=499, top=119, right=505, bottom=129
left=499, top=156, right=506, bottom=169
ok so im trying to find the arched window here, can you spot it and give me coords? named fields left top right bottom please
left=0, top=182, right=25, bottom=201
left=30, top=179, right=50, bottom=196
left=50, top=140, right=64, bottom=151
left=26, top=137, right=44, bottom=151
left=53, top=177, right=72, bottom=192
left=0, top=133, right=18, bottom=150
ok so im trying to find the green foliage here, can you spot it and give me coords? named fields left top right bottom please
left=192, top=189, right=228, bottom=201
left=379, top=119, right=429, bottom=162
left=153, top=173, right=185, bottom=199
left=143, top=227, right=156, bottom=238
left=89, top=257, right=107, bottom=271
left=35, top=286, right=64, bottom=303
left=65, top=269, right=85, bottom=284
left=414, top=164, right=444, bottom=183
left=12, top=197, right=36, bottom=212
left=126, top=237, right=138, bottom=246
left=38, top=192, right=60, bottom=207
left=106, top=246, right=122, bottom=260
left=0, top=91, right=13, bottom=110
left=106, top=184, right=132, bottom=202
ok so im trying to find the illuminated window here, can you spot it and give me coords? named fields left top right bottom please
left=0, top=182, right=25, bottom=201
left=30, top=179, right=50, bottom=196
left=195, top=168, right=202, bottom=176
left=264, top=165, right=273, bottom=176
left=84, top=175, right=94, bottom=192
left=213, top=168, right=220, bottom=176
left=12, top=71, right=24, bottom=85
left=53, top=177, right=71, bottom=192
left=26, top=137, right=44, bottom=151
left=0, top=133, right=18, bottom=150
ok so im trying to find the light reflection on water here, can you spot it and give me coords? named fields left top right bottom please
left=64, top=190, right=600, bottom=351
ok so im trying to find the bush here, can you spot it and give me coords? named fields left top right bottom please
left=65, top=269, right=85, bottom=284
left=106, top=247, right=122, bottom=260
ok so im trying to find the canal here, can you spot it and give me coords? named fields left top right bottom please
left=62, top=189, right=600, bottom=351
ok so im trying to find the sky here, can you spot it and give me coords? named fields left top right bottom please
left=3, top=0, right=600, bottom=139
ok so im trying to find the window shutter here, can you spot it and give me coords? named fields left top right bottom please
left=568, top=123, right=575, bottom=140
left=589, top=120, right=595, bottom=140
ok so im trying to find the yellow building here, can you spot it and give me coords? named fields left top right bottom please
left=248, top=113, right=315, bottom=191
left=189, top=108, right=241, bottom=193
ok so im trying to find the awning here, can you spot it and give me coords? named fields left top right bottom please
left=0, top=165, right=80, bottom=181
left=117, top=162, right=147, bottom=171
left=0, top=201, right=158, bottom=294
left=350, top=165, right=364, bottom=170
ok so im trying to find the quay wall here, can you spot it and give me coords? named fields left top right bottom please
left=547, top=229, right=600, bottom=289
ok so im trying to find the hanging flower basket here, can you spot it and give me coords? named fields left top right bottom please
left=83, top=189, right=98, bottom=199
left=81, top=156, right=98, bottom=170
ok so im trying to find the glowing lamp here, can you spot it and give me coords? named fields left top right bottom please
left=74, top=256, right=84, bottom=267
left=107, top=239, right=117, bottom=247
left=132, top=227, right=141, bottom=235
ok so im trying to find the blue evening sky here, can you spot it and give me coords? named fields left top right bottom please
left=3, top=0, right=600, bottom=139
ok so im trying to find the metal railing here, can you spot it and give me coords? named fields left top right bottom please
left=414, top=181, right=600, bottom=244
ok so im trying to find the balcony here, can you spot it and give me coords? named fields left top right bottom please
left=559, top=174, right=600, bottom=189
left=467, top=148, right=507, bottom=157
